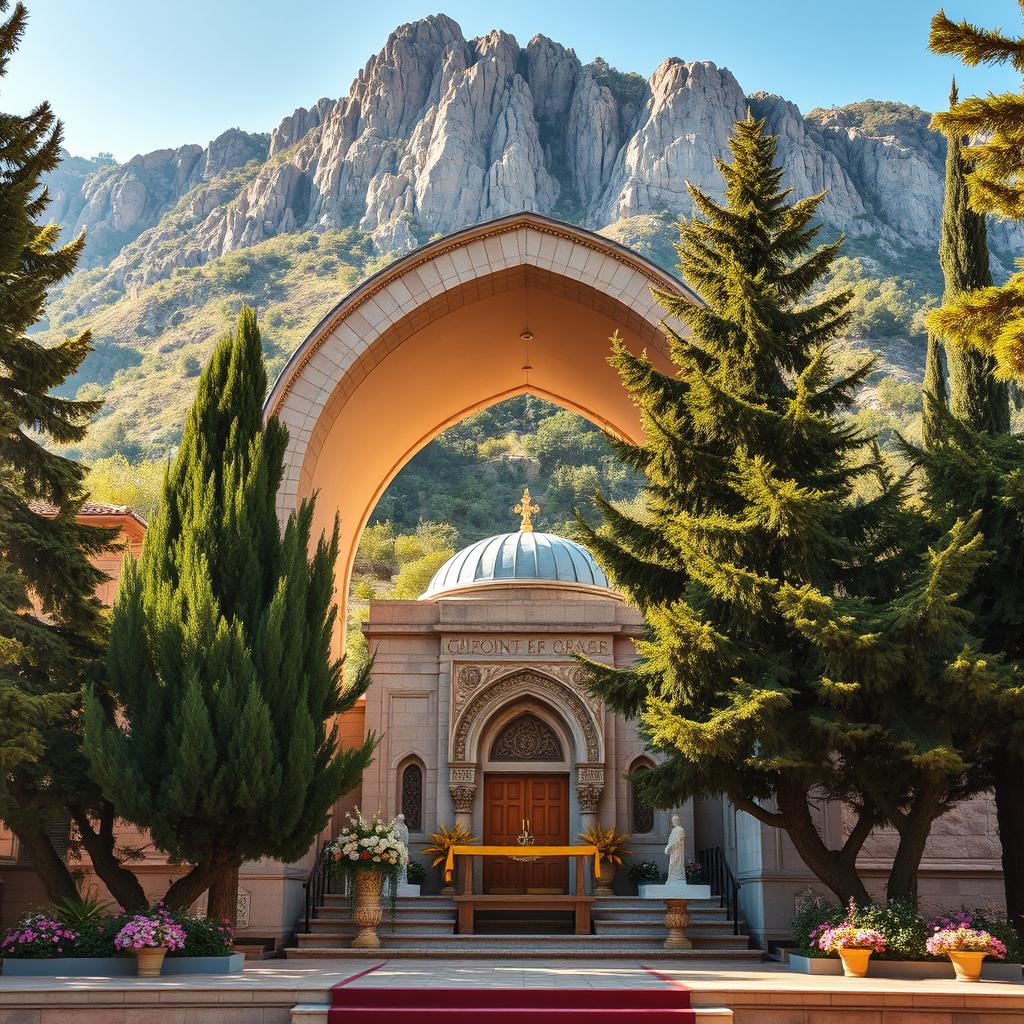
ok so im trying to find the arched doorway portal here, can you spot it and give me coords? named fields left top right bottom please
left=265, top=212, right=694, bottom=641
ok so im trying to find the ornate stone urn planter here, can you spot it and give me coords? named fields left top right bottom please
left=596, top=861, right=616, bottom=897
left=948, top=950, right=986, bottom=982
left=838, top=948, right=873, bottom=978
left=135, top=946, right=168, bottom=977
left=351, top=868, right=385, bottom=948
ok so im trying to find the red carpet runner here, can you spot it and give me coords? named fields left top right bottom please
left=328, top=979, right=697, bottom=1024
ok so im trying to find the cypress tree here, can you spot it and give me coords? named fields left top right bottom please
left=580, top=115, right=991, bottom=904
left=0, top=1, right=149, bottom=910
left=921, top=331, right=947, bottom=451
left=928, top=9, right=1024, bottom=380
left=86, top=309, right=375, bottom=922
left=936, top=80, right=1010, bottom=434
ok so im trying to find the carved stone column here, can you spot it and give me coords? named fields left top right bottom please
left=446, top=764, right=477, bottom=896
left=575, top=764, right=605, bottom=835
left=448, top=764, right=477, bottom=834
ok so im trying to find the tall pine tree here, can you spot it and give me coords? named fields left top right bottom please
left=928, top=6, right=1024, bottom=380
left=580, top=115, right=990, bottom=903
left=85, top=309, right=375, bottom=922
left=0, top=0, right=149, bottom=910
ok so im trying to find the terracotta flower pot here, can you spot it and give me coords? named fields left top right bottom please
left=948, top=950, right=986, bottom=982
left=838, top=947, right=873, bottom=978
left=135, top=945, right=168, bottom=977
left=596, top=861, right=616, bottom=897
left=351, top=868, right=385, bottom=948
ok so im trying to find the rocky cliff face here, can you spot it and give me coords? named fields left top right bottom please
left=44, top=13, right=1015, bottom=315
left=47, top=128, right=269, bottom=268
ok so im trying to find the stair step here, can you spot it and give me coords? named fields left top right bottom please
left=593, top=912, right=728, bottom=923
left=594, top=919, right=740, bottom=932
left=292, top=1008, right=730, bottom=1024
left=309, top=917, right=454, bottom=930
left=296, top=937, right=753, bottom=950
left=327, top=1010, right=699, bottom=1024
left=320, top=894, right=454, bottom=906
left=285, top=945, right=763, bottom=960
left=313, top=913, right=454, bottom=921
left=333, top=988, right=695, bottom=1009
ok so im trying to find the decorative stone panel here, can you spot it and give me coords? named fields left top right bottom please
left=490, top=713, right=564, bottom=761
left=451, top=669, right=602, bottom=763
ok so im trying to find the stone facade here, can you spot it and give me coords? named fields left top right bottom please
left=351, top=578, right=690, bottom=889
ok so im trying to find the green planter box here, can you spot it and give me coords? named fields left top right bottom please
left=0, top=953, right=244, bottom=976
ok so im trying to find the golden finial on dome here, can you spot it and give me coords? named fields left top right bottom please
left=514, top=486, right=540, bottom=533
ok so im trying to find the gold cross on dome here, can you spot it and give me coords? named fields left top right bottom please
left=514, top=487, right=540, bottom=533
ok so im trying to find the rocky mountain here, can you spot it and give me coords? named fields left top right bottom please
left=39, top=13, right=999, bottom=459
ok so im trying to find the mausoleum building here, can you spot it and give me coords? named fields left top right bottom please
left=352, top=499, right=680, bottom=897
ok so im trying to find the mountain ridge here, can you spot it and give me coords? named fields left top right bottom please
left=39, top=13, right=984, bottom=459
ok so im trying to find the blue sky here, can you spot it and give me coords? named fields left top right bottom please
left=6, top=0, right=1023, bottom=161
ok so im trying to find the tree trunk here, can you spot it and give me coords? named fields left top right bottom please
left=736, top=776, right=872, bottom=905
left=993, top=750, right=1024, bottom=940
left=207, top=862, right=240, bottom=928
left=884, top=780, right=946, bottom=905
left=4, top=782, right=80, bottom=905
left=8, top=813, right=80, bottom=906
left=776, top=782, right=871, bottom=905
left=161, top=859, right=220, bottom=911
left=69, top=802, right=148, bottom=912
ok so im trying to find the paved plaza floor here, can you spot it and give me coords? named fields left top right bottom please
left=1, top=958, right=1022, bottom=1023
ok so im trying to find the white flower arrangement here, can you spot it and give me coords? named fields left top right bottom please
left=326, top=809, right=409, bottom=917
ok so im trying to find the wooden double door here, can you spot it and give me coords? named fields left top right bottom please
left=483, top=774, right=569, bottom=894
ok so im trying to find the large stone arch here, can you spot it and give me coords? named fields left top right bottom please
left=264, top=212, right=694, bottom=639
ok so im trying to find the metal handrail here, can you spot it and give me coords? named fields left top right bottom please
left=302, top=840, right=332, bottom=934
left=697, top=846, right=742, bottom=936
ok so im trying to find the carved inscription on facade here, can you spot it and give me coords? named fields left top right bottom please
left=446, top=637, right=611, bottom=657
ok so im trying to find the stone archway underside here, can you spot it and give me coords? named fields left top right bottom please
left=264, top=212, right=694, bottom=641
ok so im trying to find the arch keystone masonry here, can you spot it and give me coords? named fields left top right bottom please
left=264, top=212, right=695, bottom=635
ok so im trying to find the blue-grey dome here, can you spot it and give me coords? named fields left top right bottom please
left=421, top=531, right=610, bottom=599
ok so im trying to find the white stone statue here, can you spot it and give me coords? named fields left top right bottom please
left=395, top=813, right=410, bottom=852
left=665, top=814, right=686, bottom=882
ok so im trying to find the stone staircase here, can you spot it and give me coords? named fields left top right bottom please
left=284, top=894, right=762, bottom=959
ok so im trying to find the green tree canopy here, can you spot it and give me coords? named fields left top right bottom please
left=928, top=7, right=1024, bottom=380
left=0, top=0, right=150, bottom=910
left=579, top=115, right=994, bottom=903
left=86, top=308, right=375, bottom=921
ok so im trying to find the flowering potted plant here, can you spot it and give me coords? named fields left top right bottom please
left=326, top=809, right=407, bottom=948
left=817, top=920, right=886, bottom=977
left=685, top=860, right=707, bottom=885
left=0, top=915, right=79, bottom=959
left=423, top=823, right=476, bottom=895
left=113, top=908, right=186, bottom=976
left=579, top=823, right=631, bottom=896
left=926, top=925, right=1007, bottom=982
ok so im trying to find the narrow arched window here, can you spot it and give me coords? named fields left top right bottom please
left=401, top=762, right=423, bottom=832
left=631, top=764, right=654, bottom=835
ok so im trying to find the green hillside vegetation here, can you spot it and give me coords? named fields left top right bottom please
left=51, top=226, right=386, bottom=460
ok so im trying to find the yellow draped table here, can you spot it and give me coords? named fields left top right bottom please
left=443, top=844, right=602, bottom=935
left=443, top=844, right=601, bottom=885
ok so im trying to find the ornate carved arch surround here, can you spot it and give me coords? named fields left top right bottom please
left=452, top=668, right=603, bottom=765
